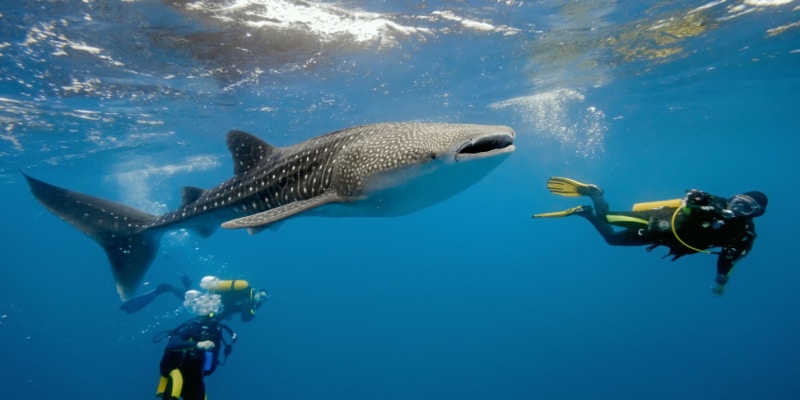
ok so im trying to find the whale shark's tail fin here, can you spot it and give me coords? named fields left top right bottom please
left=23, top=173, right=163, bottom=301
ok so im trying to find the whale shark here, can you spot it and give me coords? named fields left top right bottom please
left=24, top=122, right=515, bottom=300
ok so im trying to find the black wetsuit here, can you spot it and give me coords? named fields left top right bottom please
left=580, top=192, right=757, bottom=285
left=217, top=287, right=258, bottom=323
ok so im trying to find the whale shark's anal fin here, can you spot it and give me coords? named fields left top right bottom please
left=23, top=172, right=163, bottom=301
left=221, top=192, right=341, bottom=230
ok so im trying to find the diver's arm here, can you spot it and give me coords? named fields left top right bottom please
left=685, top=190, right=728, bottom=216
left=715, top=251, right=736, bottom=282
left=241, top=308, right=255, bottom=322
left=712, top=227, right=756, bottom=294
left=165, top=339, right=203, bottom=352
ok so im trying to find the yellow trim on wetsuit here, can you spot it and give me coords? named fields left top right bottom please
left=156, top=376, right=168, bottom=397
left=605, top=215, right=649, bottom=225
left=156, top=369, right=185, bottom=399
left=169, top=369, right=184, bottom=399
left=671, top=205, right=712, bottom=254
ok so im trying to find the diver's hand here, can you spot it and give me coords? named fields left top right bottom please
left=686, top=190, right=712, bottom=207
left=711, top=274, right=728, bottom=296
left=711, top=284, right=726, bottom=296
left=197, top=340, right=215, bottom=350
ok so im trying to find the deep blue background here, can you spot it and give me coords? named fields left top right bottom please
left=1, top=1, right=799, bottom=399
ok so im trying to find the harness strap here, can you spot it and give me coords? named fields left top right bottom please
left=670, top=205, right=712, bottom=254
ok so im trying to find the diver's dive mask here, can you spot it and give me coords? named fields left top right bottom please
left=727, top=194, right=763, bottom=218
left=253, top=289, right=269, bottom=308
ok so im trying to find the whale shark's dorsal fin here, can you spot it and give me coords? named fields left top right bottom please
left=181, top=186, right=206, bottom=206
left=227, top=130, right=279, bottom=176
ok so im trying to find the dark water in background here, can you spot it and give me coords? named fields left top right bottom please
left=1, top=1, right=799, bottom=399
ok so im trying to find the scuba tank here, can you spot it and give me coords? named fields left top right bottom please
left=201, top=276, right=250, bottom=293
left=203, top=351, right=214, bottom=372
left=631, top=198, right=682, bottom=212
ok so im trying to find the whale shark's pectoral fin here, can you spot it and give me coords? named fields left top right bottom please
left=245, top=221, right=285, bottom=235
left=221, top=192, right=342, bottom=230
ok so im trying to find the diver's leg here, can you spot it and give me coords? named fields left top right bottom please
left=577, top=194, right=652, bottom=247
left=575, top=206, right=620, bottom=243
left=156, top=375, right=169, bottom=399
left=584, top=218, right=652, bottom=246
left=166, top=285, right=186, bottom=300
left=180, top=365, right=206, bottom=400
left=119, top=288, right=159, bottom=314
left=585, top=189, right=609, bottom=218
left=571, top=188, right=614, bottom=240
left=170, top=369, right=184, bottom=398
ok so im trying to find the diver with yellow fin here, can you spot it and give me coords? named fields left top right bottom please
left=534, top=177, right=768, bottom=295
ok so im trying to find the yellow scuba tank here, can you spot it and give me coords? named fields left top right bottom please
left=631, top=198, right=682, bottom=212
left=208, top=279, right=250, bottom=293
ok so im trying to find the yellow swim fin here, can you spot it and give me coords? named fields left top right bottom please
left=546, top=176, right=602, bottom=197
left=532, top=206, right=589, bottom=219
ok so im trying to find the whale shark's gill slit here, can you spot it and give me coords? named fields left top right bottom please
left=458, top=135, right=514, bottom=155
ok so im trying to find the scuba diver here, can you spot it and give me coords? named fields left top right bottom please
left=154, top=313, right=237, bottom=400
left=152, top=277, right=266, bottom=399
left=122, top=273, right=269, bottom=321
left=120, top=272, right=192, bottom=314
left=186, top=276, right=270, bottom=323
left=534, top=177, right=768, bottom=295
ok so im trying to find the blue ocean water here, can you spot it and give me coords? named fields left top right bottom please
left=1, top=1, right=799, bottom=399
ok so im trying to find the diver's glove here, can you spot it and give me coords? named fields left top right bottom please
left=197, top=340, right=216, bottom=350
left=711, top=274, right=729, bottom=296
left=686, top=189, right=723, bottom=214
left=686, top=190, right=712, bottom=207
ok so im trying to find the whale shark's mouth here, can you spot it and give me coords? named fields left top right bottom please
left=455, top=133, right=516, bottom=161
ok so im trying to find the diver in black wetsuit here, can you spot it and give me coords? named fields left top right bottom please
left=534, top=177, right=768, bottom=295
left=122, top=274, right=269, bottom=321
left=154, top=314, right=236, bottom=400
left=191, top=276, right=270, bottom=323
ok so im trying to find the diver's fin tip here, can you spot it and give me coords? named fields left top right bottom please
left=546, top=176, right=602, bottom=197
